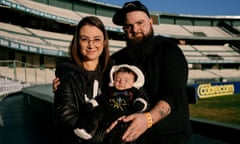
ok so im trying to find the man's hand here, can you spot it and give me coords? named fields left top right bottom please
left=106, top=113, right=149, bottom=142
left=122, top=113, right=148, bottom=142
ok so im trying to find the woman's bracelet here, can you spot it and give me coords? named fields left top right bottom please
left=144, top=112, right=153, bottom=128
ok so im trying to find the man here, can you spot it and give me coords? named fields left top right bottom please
left=110, top=1, right=192, bottom=144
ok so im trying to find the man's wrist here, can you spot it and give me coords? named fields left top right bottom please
left=144, top=112, right=153, bottom=128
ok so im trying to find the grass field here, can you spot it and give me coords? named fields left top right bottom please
left=189, top=94, right=240, bottom=126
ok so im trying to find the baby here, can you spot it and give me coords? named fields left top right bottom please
left=74, top=64, right=149, bottom=143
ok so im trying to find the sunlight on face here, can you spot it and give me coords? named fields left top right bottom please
left=79, top=25, right=104, bottom=62
left=124, top=11, right=153, bottom=41
left=113, top=72, right=135, bottom=90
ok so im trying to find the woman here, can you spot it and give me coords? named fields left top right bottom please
left=54, top=16, right=110, bottom=144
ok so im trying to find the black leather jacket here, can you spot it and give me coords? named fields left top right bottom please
left=54, top=62, right=103, bottom=144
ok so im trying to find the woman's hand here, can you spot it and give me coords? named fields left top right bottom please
left=121, top=113, right=148, bottom=142
left=52, top=77, right=60, bottom=92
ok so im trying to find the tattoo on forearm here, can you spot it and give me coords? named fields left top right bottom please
left=158, top=109, right=165, bottom=117
left=158, top=107, right=171, bottom=117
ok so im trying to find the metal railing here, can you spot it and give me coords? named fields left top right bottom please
left=0, top=60, right=55, bottom=84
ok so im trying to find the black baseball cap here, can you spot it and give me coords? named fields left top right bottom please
left=112, top=1, right=150, bottom=26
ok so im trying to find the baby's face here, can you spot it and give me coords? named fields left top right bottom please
left=113, top=72, right=135, bottom=90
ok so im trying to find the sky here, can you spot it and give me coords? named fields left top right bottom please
left=96, top=0, right=240, bottom=16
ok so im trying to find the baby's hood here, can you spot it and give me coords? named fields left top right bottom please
left=109, top=64, right=145, bottom=89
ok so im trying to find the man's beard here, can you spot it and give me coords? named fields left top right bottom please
left=126, top=27, right=154, bottom=62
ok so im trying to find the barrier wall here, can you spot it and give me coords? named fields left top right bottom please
left=190, top=82, right=240, bottom=99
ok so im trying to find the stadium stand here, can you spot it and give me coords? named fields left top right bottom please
left=0, top=76, right=30, bottom=98
left=235, top=26, right=240, bottom=31
left=183, top=25, right=232, bottom=37
left=0, top=0, right=239, bottom=85
left=179, top=44, right=240, bottom=64
left=0, top=22, right=32, bottom=35
left=14, top=0, right=82, bottom=23
left=154, top=24, right=193, bottom=37
left=78, top=11, right=123, bottom=31
left=0, top=60, right=55, bottom=84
